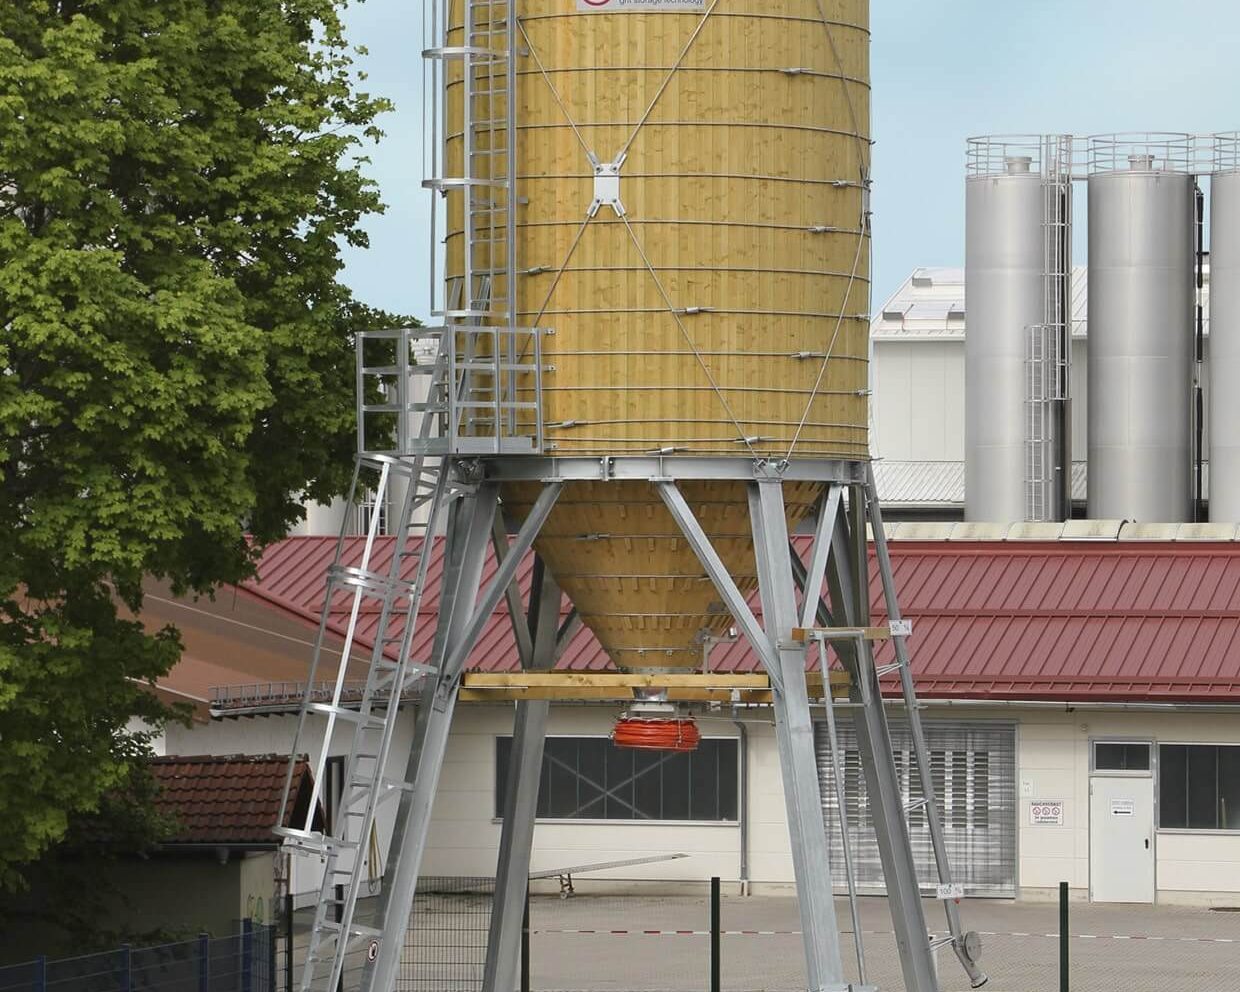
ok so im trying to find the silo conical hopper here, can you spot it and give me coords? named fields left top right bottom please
left=443, top=0, right=872, bottom=679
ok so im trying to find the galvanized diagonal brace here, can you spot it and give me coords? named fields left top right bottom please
left=655, top=480, right=784, bottom=693
left=748, top=479, right=849, bottom=992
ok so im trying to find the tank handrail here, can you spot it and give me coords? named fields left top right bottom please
left=1087, top=132, right=1195, bottom=175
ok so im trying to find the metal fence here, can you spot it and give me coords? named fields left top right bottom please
left=403, top=877, right=494, bottom=992
left=279, top=878, right=494, bottom=992
left=0, top=924, right=275, bottom=992
left=265, top=880, right=1240, bottom=992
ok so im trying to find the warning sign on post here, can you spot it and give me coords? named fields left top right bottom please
left=577, top=0, right=706, bottom=11
left=1030, top=800, right=1064, bottom=825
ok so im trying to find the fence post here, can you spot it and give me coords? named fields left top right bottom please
left=268, top=922, right=277, bottom=992
left=710, top=877, right=721, bottom=992
left=198, top=932, right=211, bottom=992
left=121, top=944, right=132, bottom=992
left=242, top=919, right=254, bottom=992
left=1059, top=880, right=1069, bottom=992
left=334, top=885, right=344, bottom=992
left=520, top=885, right=530, bottom=992
left=284, top=892, right=294, bottom=992
left=35, top=956, right=47, bottom=992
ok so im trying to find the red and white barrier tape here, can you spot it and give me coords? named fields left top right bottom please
left=532, top=928, right=1237, bottom=944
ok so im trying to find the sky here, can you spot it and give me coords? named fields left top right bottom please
left=335, top=0, right=1240, bottom=319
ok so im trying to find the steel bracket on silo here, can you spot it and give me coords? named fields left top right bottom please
left=478, top=455, right=863, bottom=484
left=588, top=152, right=627, bottom=217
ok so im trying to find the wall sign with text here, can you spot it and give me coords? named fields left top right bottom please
left=1030, top=799, right=1065, bottom=825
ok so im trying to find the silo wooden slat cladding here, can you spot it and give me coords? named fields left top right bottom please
left=445, top=1, right=871, bottom=670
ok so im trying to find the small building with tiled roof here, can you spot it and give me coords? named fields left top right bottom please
left=150, top=754, right=319, bottom=847
left=9, top=754, right=320, bottom=947
left=90, top=754, right=324, bottom=938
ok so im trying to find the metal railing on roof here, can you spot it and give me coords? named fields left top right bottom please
left=209, top=680, right=424, bottom=715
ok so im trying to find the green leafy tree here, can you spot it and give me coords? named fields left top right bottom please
left=0, top=0, right=401, bottom=890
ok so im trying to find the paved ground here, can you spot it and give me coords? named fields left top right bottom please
left=526, top=894, right=1240, bottom=992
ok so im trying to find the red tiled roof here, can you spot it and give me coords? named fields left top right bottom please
left=151, top=754, right=311, bottom=845
left=240, top=537, right=1240, bottom=703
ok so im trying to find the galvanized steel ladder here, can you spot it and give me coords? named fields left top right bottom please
left=1024, top=134, right=1073, bottom=522
left=275, top=442, right=451, bottom=992
left=423, top=0, right=539, bottom=453
left=809, top=468, right=989, bottom=989
left=276, top=5, right=532, bottom=990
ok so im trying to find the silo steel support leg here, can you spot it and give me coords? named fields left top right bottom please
left=747, top=480, right=849, bottom=992
left=825, top=488, right=940, bottom=992
left=363, top=483, right=561, bottom=992
left=483, top=558, right=564, bottom=992
left=864, top=468, right=987, bottom=988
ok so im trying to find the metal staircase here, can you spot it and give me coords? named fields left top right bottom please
left=275, top=447, right=451, bottom=992
left=277, top=6, right=537, bottom=987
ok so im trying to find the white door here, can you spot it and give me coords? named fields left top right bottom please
left=1090, top=776, right=1155, bottom=903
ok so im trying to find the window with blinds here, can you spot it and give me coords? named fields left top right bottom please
left=816, top=719, right=1017, bottom=896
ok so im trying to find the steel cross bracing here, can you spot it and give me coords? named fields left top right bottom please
left=281, top=452, right=987, bottom=992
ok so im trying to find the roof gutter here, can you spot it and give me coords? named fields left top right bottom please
left=154, top=841, right=281, bottom=854
left=210, top=695, right=1240, bottom=720
left=907, top=697, right=1240, bottom=714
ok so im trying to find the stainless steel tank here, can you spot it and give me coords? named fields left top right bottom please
left=1211, top=134, right=1240, bottom=521
left=965, top=138, right=1046, bottom=521
left=1087, top=135, right=1195, bottom=522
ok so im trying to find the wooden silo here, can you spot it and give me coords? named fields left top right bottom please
left=443, top=0, right=871, bottom=671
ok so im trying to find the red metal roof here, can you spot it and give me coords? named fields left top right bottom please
left=240, top=537, right=1240, bottom=703
left=150, top=754, right=313, bottom=844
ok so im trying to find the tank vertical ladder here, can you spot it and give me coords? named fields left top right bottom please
left=463, top=1, right=514, bottom=318
left=1024, top=135, right=1072, bottom=522
left=275, top=434, right=453, bottom=992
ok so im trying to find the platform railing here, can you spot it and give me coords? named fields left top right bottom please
left=356, top=325, right=542, bottom=458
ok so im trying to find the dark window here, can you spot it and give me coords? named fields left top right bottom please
left=973, top=751, right=990, bottom=830
left=1094, top=742, right=1151, bottom=772
left=951, top=751, right=970, bottom=829
left=495, top=736, right=739, bottom=821
left=1159, top=744, right=1240, bottom=830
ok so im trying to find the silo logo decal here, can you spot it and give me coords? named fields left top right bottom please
left=577, top=0, right=706, bottom=10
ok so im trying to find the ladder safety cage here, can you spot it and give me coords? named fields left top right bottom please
left=1024, top=133, right=1072, bottom=523
left=401, top=1, right=542, bottom=458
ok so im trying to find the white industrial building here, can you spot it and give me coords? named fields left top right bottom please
left=870, top=264, right=1213, bottom=519
left=145, top=525, right=1240, bottom=911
